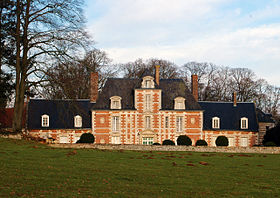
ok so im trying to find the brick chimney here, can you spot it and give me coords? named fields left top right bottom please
left=191, top=74, right=198, bottom=101
left=232, top=92, right=237, bottom=107
left=90, top=72, right=98, bottom=103
left=155, top=65, right=160, bottom=85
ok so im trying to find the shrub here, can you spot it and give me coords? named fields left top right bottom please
left=153, top=142, right=161, bottom=145
left=215, top=136, right=228, bottom=146
left=263, top=124, right=280, bottom=146
left=162, top=139, right=175, bottom=145
left=195, top=139, right=208, bottom=146
left=76, top=133, right=95, bottom=143
left=264, top=141, right=277, bottom=147
left=177, top=135, right=192, bottom=146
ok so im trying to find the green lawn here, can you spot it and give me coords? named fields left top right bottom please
left=1, top=138, right=280, bottom=197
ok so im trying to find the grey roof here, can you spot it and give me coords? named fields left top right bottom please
left=256, top=108, right=275, bottom=123
left=27, top=99, right=92, bottom=129
left=198, top=101, right=259, bottom=132
left=93, top=78, right=201, bottom=110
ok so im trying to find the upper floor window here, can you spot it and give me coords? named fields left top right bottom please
left=145, top=94, right=151, bottom=111
left=41, top=114, right=49, bottom=127
left=141, top=76, right=155, bottom=88
left=110, top=96, right=122, bottom=109
left=212, top=117, right=220, bottom=129
left=145, top=116, right=151, bottom=129
left=174, top=97, right=185, bottom=110
left=241, top=117, right=248, bottom=129
left=176, top=116, right=183, bottom=132
left=74, top=115, right=82, bottom=128
left=165, top=116, right=169, bottom=128
left=112, top=116, right=120, bottom=131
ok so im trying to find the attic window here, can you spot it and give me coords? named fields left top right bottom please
left=212, top=117, right=220, bottom=129
left=41, top=114, right=49, bottom=127
left=74, top=115, right=82, bottom=128
left=241, top=117, right=248, bottom=129
left=174, top=97, right=185, bottom=110
left=110, top=96, right=122, bottom=109
left=141, top=76, right=155, bottom=88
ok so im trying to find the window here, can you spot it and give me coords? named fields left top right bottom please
left=110, top=96, right=122, bottom=109
left=145, top=94, right=151, bottom=111
left=240, top=137, right=248, bottom=147
left=74, top=115, right=82, bottom=128
left=145, top=116, right=151, bottom=129
left=112, top=136, right=121, bottom=144
left=176, top=116, right=183, bottom=132
left=212, top=117, right=220, bottom=129
left=41, top=114, right=49, bottom=127
left=141, top=76, right=155, bottom=88
left=112, top=116, right=120, bottom=131
left=142, top=137, right=154, bottom=145
left=174, top=97, right=185, bottom=110
left=240, top=117, right=248, bottom=129
left=228, top=137, right=235, bottom=147
left=165, top=116, right=169, bottom=128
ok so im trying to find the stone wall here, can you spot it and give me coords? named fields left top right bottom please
left=49, top=143, right=280, bottom=154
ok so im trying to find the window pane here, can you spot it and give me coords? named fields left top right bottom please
left=176, top=117, right=183, bottom=132
left=165, top=117, right=169, bottom=128
left=145, top=94, right=151, bottom=110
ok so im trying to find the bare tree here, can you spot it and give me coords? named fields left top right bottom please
left=42, top=49, right=117, bottom=99
left=120, top=58, right=180, bottom=79
left=10, top=0, right=91, bottom=132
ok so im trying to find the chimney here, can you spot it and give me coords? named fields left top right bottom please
left=90, top=72, right=98, bottom=103
left=232, top=92, right=237, bottom=107
left=155, top=65, right=160, bottom=85
left=191, top=74, right=198, bottom=101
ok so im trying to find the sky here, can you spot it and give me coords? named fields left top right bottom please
left=84, top=0, right=280, bottom=86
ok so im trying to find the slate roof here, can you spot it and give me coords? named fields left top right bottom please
left=198, top=101, right=259, bottom=132
left=93, top=78, right=201, bottom=110
left=256, top=108, right=275, bottom=123
left=27, top=99, right=92, bottom=129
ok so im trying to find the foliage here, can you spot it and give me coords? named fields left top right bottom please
left=1, top=138, right=280, bottom=197
left=215, top=136, right=229, bottom=147
left=76, top=133, right=95, bottom=144
left=153, top=142, right=161, bottom=145
left=263, top=141, right=277, bottom=147
left=0, top=70, right=13, bottom=107
left=263, top=124, right=280, bottom=146
left=176, top=135, right=192, bottom=146
left=162, top=139, right=175, bottom=145
left=195, top=139, right=208, bottom=146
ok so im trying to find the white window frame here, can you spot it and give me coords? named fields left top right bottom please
left=212, top=117, right=220, bottom=129
left=142, top=137, right=154, bottom=145
left=41, top=114, right=49, bottom=127
left=110, top=96, right=122, bottom=109
left=174, top=97, right=185, bottom=110
left=145, top=116, right=151, bottom=129
left=112, top=116, right=120, bottom=131
left=145, top=94, right=151, bottom=111
left=240, top=117, right=248, bottom=129
left=141, top=76, right=155, bottom=88
left=176, top=116, right=183, bottom=132
left=74, top=115, right=82, bottom=128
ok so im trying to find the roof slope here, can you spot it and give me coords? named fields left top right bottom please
left=256, top=108, right=274, bottom=123
left=198, top=101, right=258, bottom=132
left=93, top=78, right=201, bottom=110
left=27, top=99, right=92, bottom=129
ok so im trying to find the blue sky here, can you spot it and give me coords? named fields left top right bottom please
left=84, top=0, right=280, bottom=86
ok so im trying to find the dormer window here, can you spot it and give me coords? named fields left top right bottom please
left=241, top=117, right=248, bottom=129
left=141, top=76, right=155, bottom=88
left=74, top=115, right=82, bottom=128
left=174, top=97, right=185, bottom=110
left=110, top=96, right=122, bottom=109
left=212, top=117, right=220, bottom=129
left=41, top=114, right=49, bottom=127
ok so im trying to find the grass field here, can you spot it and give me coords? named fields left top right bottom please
left=1, top=138, right=280, bottom=197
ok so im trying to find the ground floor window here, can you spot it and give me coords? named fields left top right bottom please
left=112, top=136, right=121, bottom=144
left=142, top=137, right=153, bottom=145
left=228, top=137, right=235, bottom=147
left=240, top=137, right=248, bottom=147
